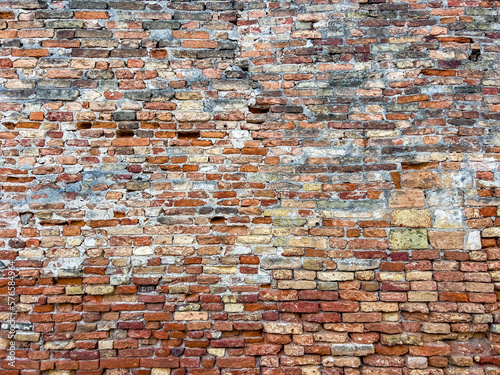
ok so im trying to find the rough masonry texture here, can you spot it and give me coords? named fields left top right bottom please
left=1, top=0, right=500, bottom=374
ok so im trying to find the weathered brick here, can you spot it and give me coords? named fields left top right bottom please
left=388, top=190, right=426, bottom=208
left=143, top=21, right=181, bottom=30
left=263, top=323, right=303, bottom=335
left=428, top=231, right=465, bottom=250
left=389, top=229, right=428, bottom=250
left=391, top=209, right=431, bottom=228
left=36, top=89, right=79, bottom=101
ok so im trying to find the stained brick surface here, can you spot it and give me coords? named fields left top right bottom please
left=1, top=0, right=500, bottom=374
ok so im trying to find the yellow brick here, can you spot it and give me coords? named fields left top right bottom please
left=289, top=237, right=327, bottom=249
left=174, top=312, right=208, bottom=321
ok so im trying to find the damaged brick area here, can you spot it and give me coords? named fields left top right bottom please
left=1, top=0, right=500, bottom=374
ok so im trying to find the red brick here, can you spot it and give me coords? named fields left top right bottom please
left=139, top=358, right=180, bottom=368
left=101, top=359, right=139, bottom=368
left=217, top=357, right=255, bottom=368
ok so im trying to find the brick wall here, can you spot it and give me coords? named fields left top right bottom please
left=1, top=0, right=500, bottom=374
